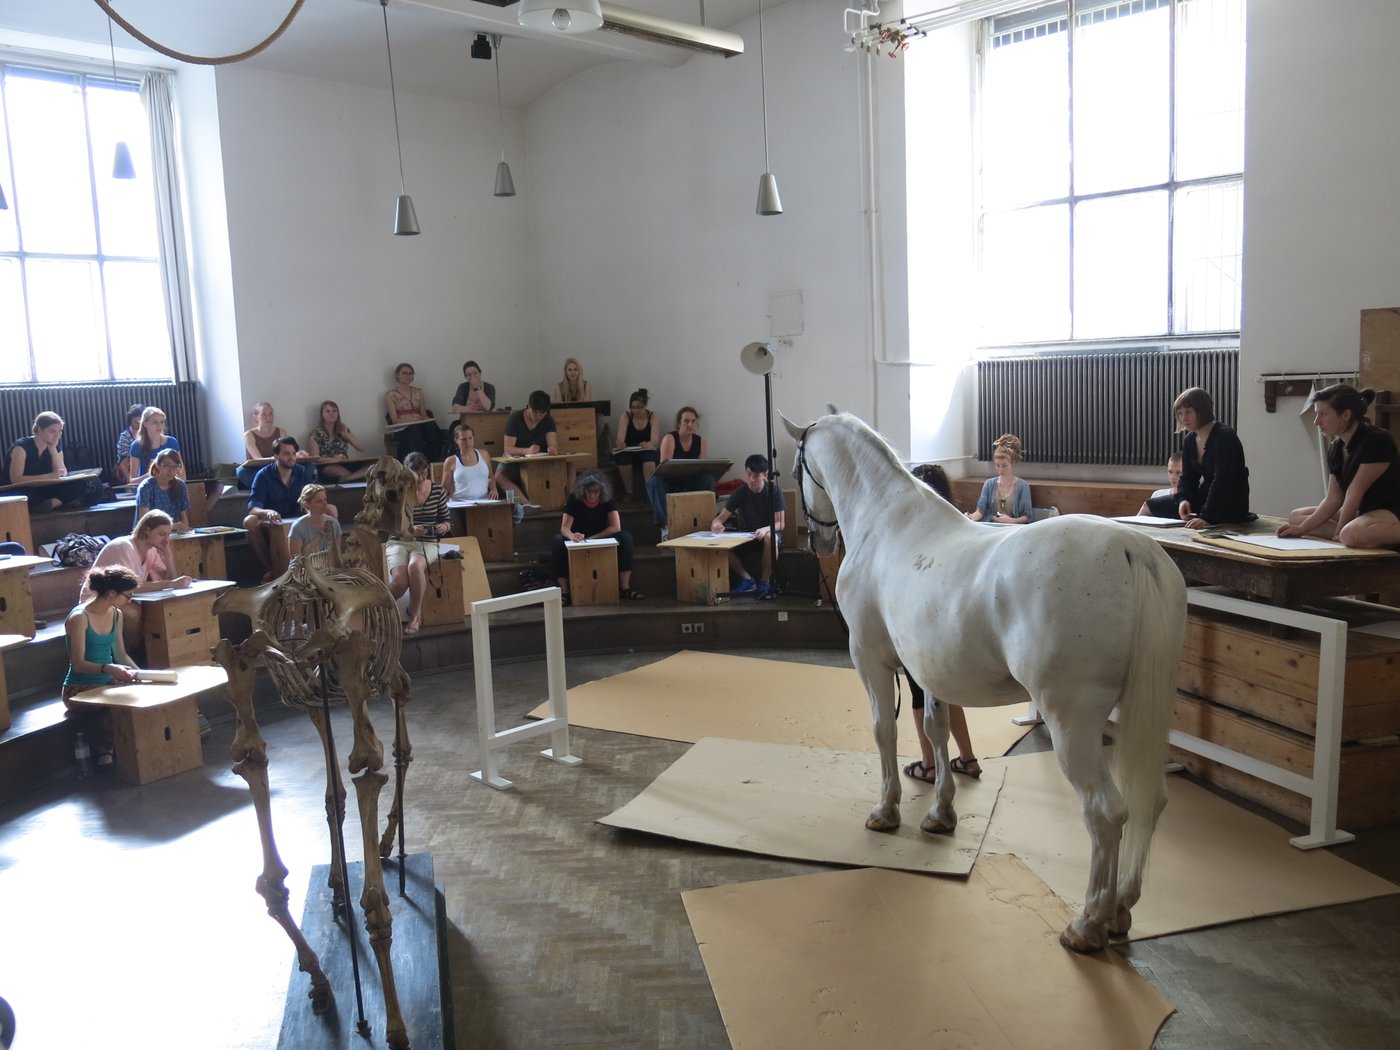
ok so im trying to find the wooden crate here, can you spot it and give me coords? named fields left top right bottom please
left=457, top=503, right=513, bottom=562
left=417, top=558, right=466, bottom=628
left=439, top=537, right=491, bottom=617
left=460, top=411, right=510, bottom=459
left=568, top=543, right=619, bottom=606
left=552, top=406, right=597, bottom=469
left=667, top=491, right=716, bottom=537
left=0, top=556, right=44, bottom=638
left=108, top=697, right=203, bottom=785
left=0, top=634, right=27, bottom=733
left=0, top=494, right=34, bottom=553
left=169, top=533, right=229, bottom=582
left=142, top=591, right=222, bottom=668
left=671, top=546, right=729, bottom=606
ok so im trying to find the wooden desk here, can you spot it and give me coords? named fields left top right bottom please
left=447, top=499, right=514, bottom=561
left=550, top=405, right=601, bottom=469
left=0, top=467, right=102, bottom=495
left=496, top=453, right=587, bottom=511
left=169, top=527, right=243, bottom=581
left=456, top=411, right=511, bottom=459
left=67, top=663, right=227, bottom=784
left=0, top=633, right=28, bottom=733
left=129, top=579, right=235, bottom=667
left=1147, top=515, right=1400, bottom=605
left=0, top=494, right=33, bottom=553
left=658, top=532, right=753, bottom=605
left=0, top=555, right=49, bottom=637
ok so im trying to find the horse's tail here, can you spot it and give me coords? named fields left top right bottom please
left=1113, top=547, right=1187, bottom=898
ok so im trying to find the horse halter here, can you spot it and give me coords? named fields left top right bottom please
left=794, top=425, right=840, bottom=549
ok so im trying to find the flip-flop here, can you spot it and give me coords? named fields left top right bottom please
left=951, top=756, right=982, bottom=779
left=620, top=588, right=646, bottom=601
left=902, top=759, right=938, bottom=783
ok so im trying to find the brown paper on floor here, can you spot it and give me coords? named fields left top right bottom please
left=682, top=855, right=1173, bottom=1050
left=981, top=750, right=1399, bottom=939
left=600, top=737, right=1002, bottom=875
left=530, top=649, right=1031, bottom=758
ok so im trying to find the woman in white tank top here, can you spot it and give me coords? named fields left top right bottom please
left=443, top=425, right=497, bottom=501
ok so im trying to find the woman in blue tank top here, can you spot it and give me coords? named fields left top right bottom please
left=62, top=565, right=140, bottom=706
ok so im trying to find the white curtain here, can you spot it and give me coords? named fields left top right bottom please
left=141, top=71, right=196, bottom=383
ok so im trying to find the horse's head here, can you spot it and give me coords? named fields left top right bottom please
left=781, top=408, right=843, bottom=555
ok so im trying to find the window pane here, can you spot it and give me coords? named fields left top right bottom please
left=26, top=258, right=107, bottom=382
left=981, top=204, right=1070, bottom=344
left=1073, top=191, right=1167, bottom=339
left=106, top=261, right=172, bottom=380
left=5, top=69, right=97, bottom=255
left=1174, top=179, right=1242, bottom=332
left=1073, top=1, right=1170, bottom=195
left=88, top=80, right=158, bottom=257
left=982, top=5, right=1070, bottom=207
left=0, top=260, right=30, bottom=382
left=1176, top=0, right=1245, bottom=180
left=0, top=119, right=16, bottom=253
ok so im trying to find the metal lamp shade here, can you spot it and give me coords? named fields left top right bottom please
left=394, top=194, right=420, bottom=235
left=518, top=0, right=603, bottom=33
left=756, top=172, right=783, bottom=216
left=112, top=141, right=136, bottom=179
left=494, top=161, right=516, bottom=198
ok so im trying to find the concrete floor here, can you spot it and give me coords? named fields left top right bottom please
left=0, top=647, right=1397, bottom=1049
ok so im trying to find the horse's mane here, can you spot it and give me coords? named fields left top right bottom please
left=823, top=412, right=956, bottom=511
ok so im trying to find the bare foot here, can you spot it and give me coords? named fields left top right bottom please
left=405, top=617, right=422, bottom=635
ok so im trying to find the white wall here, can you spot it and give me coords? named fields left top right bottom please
left=1238, top=0, right=1400, bottom=513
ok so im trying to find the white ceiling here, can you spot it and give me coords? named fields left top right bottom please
left=0, top=0, right=761, bottom=109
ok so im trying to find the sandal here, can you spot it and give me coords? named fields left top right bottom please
left=404, top=618, right=422, bottom=635
left=902, top=760, right=938, bottom=784
left=620, top=588, right=645, bottom=601
left=951, top=756, right=982, bottom=779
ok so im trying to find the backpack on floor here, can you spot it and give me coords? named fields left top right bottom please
left=52, top=533, right=109, bottom=569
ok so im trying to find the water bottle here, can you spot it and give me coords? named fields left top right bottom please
left=74, top=732, right=93, bottom=780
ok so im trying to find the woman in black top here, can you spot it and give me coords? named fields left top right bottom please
left=7, top=411, right=88, bottom=510
left=611, top=388, right=660, bottom=501
left=1278, top=384, right=1400, bottom=548
left=1173, top=387, right=1251, bottom=528
left=551, top=472, right=642, bottom=604
left=643, top=406, right=716, bottom=538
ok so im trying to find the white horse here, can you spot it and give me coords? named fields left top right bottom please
left=783, top=409, right=1187, bottom=952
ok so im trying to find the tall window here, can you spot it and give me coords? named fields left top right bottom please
left=0, top=60, right=173, bottom=383
left=977, top=0, right=1244, bottom=346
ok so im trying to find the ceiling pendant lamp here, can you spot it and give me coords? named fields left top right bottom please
left=517, top=0, right=603, bottom=34
left=755, top=0, right=782, bottom=215
left=107, top=16, right=135, bottom=179
left=492, top=35, right=516, bottom=197
left=380, top=0, right=419, bottom=235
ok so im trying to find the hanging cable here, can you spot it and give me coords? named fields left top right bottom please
left=91, top=0, right=305, bottom=66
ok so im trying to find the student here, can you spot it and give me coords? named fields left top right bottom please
left=134, top=448, right=191, bottom=531
left=1138, top=453, right=1184, bottom=517
left=386, top=452, right=450, bottom=635
left=645, top=406, right=715, bottom=540
left=709, top=453, right=785, bottom=596
left=451, top=360, right=497, bottom=414
left=288, top=483, right=343, bottom=559
left=901, top=464, right=982, bottom=783
left=114, top=403, right=144, bottom=484
left=63, top=564, right=141, bottom=769
left=551, top=471, right=641, bottom=605
left=442, top=424, right=497, bottom=502
left=244, top=436, right=317, bottom=581
left=386, top=362, right=444, bottom=461
left=239, top=402, right=293, bottom=489
left=84, top=510, right=192, bottom=649
left=612, top=388, right=660, bottom=501
left=126, top=406, right=181, bottom=481
left=1278, top=384, right=1400, bottom=548
left=965, top=433, right=1031, bottom=524
left=494, top=390, right=558, bottom=510
left=7, top=411, right=87, bottom=510
left=1174, top=387, right=1251, bottom=528
left=552, top=357, right=593, bottom=404
left=309, top=400, right=369, bottom=483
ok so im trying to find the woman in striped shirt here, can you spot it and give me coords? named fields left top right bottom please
left=386, top=451, right=450, bottom=635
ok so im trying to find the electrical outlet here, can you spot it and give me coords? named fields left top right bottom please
left=694, top=622, right=705, bottom=634
left=777, top=611, right=788, bottom=622
left=681, top=622, right=693, bottom=634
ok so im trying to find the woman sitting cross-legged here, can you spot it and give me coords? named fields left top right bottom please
left=84, top=510, right=192, bottom=650
left=7, top=411, right=89, bottom=511
left=134, top=448, right=190, bottom=532
left=552, top=471, right=642, bottom=605
left=386, top=452, right=450, bottom=635
left=63, top=565, right=141, bottom=769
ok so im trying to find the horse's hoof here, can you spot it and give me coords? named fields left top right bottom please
left=1109, top=905, right=1133, bottom=938
left=1059, top=918, right=1108, bottom=954
left=865, top=807, right=901, bottom=832
left=920, top=813, right=956, bottom=835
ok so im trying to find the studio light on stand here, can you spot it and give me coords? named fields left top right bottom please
left=740, top=341, right=780, bottom=598
left=380, top=0, right=419, bottom=235
left=754, top=0, right=782, bottom=215
left=491, top=36, right=516, bottom=197
left=107, top=15, right=135, bottom=179
left=518, top=0, right=603, bottom=34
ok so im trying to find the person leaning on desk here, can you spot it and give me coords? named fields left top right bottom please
left=493, top=390, right=558, bottom=512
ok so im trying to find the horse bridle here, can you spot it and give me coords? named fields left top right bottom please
left=794, top=424, right=840, bottom=549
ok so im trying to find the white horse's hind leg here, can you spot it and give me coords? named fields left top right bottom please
left=1044, top=707, right=1126, bottom=953
left=919, top=699, right=957, bottom=834
left=856, top=665, right=902, bottom=831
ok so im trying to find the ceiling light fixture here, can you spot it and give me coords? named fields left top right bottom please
left=492, top=35, right=516, bottom=198
left=518, top=0, right=604, bottom=34
left=755, top=0, right=782, bottom=216
left=380, top=0, right=419, bottom=235
left=107, top=14, right=135, bottom=179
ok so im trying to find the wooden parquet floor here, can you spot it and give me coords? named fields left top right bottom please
left=1, top=648, right=1399, bottom=1049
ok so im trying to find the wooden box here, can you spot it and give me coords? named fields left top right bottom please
left=170, top=533, right=229, bottom=582
left=109, top=698, right=203, bottom=785
left=457, top=503, right=513, bottom=562
left=459, top=411, right=510, bottom=459
left=672, top=547, right=729, bottom=606
left=567, top=543, right=618, bottom=606
left=552, top=406, right=598, bottom=469
left=517, top=459, right=570, bottom=511
left=0, top=556, right=45, bottom=638
left=141, top=590, right=224, bottom=668
left=667, top=491, right=716, bottom=537
left=417, top=558, right=466, bottom=628
left=0, top=494, right=34, bottom=554
left=439, top=537, right=492, bottom=617
left=0, top=634, right=27, bottom=733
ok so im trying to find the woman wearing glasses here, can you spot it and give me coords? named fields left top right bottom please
left=385, top=362, right=443, bottom=462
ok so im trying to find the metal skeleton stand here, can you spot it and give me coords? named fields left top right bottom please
left=469, top=587, right=581, bottom=790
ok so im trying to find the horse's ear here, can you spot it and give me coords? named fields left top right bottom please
left=826, top=403, right=839, bottom=416
left=779, top=412, right=804, bottom=440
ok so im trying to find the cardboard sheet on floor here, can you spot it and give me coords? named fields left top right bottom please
left=682, top=855, right=1173, bottom=1050
left=530, top=650, right=1032, bottom=759
left=980, top=750, right=1399, bottom=939
left=600, top=736, right=1002, bottom=874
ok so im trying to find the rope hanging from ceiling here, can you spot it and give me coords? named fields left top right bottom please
left=90, top=0, right=306, bottom=66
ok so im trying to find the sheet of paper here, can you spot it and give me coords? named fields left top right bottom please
left=564, top=537, right=618, bottom=549
left=1218, top=533, right=1344, bottom=551
left=446, top=498, right=507, bottom=508
left=1353, top=620, right=1400, bottom=639
left=688, top=529, right=754, bottom=540
left=1113, top=515, right=1186, bottom=527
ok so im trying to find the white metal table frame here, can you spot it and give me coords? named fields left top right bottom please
left=469, top=586, right=582, bottom=790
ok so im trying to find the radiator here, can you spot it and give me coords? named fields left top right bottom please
left=975, top=348, right=1239, bottom=466
left=0, top=382, right=205, bottom=476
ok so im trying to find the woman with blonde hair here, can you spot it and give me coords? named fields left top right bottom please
left=83, top=510, right=192, bottom=648
left=965, top=433, right=1031, bottom=524
left=126, top=406, right=182, bottom=481
left=552, top=357, right=592, bottom=404
left=289, top=483, right=343, bottom=558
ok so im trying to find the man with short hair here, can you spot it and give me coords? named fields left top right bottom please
left=710, top=453, right=786, bottom=596
left=244, top=436, right=318, bottom=580
left=495, top=390, right=559, bottom=514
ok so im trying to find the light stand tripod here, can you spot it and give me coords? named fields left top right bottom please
left=739, top=342, right=780, bottom=599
